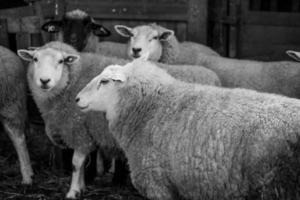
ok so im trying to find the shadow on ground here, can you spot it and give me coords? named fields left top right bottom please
left=0, top=123, right=146, bottom=200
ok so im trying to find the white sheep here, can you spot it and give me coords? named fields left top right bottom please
left=76, top=59, right=300, bottom=200
left=17, top=42, right=129, bottom=199
left=17, top=41, right=219, bottom=198
left=114, top=23, right=219, bottom=62
left=0, top=45, right=33, bottom=184
left=41, top=9, right=129, bottom=59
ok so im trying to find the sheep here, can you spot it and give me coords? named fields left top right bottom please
left=41, top=9, right=129, bottom=59
left=17, top=42, right=129, bottom=199
left=17, top=41, right=219, bottom=198
left=114, top=23, right=219, bottom=62
left=0, top=45, right=33, bottom=184
left=76, top=59, right=300, bottom=200
left=41, top=9, right=111, bottom=52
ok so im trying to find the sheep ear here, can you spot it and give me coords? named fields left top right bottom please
left=41, top=20, right=62, bottom=33
left=63, top=54, right=80, bottom=64
left=17, top=49, right=35, bottom=61
left=114, top=25, right=133, bottom=37
left=159, top=30, right=174, bottom=41
left=91, top=19, right=111, bottom=37
left=286, top=50, right=300, bottom=62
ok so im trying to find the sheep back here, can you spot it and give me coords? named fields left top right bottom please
left=157, top=62, right=221, bottom=86
left=94, top=41, right=129, bottom=59
left=193, top=54, right=300, bottom=98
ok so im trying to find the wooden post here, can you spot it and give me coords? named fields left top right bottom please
left=0, top=18, right=9, bottom=48
left=188, top=0, right=207, bottom=44
left=291, top=0, right=300, bottom=12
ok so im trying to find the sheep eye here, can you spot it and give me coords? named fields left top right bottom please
left=97, top=79, right=109, bottom=90
left=58, top=59, right=64, bottom=64
left=100, top=79, right=109, bottom=85
left=33, top=57, right=38, bottom=62
left=153, top=36, right=158, bottom=40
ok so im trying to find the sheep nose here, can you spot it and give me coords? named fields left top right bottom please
left=75, top=97, right=80, bottom=103
left=132, top=48, right=141, bottom=54
left=40, top=78, right=50, bottom=85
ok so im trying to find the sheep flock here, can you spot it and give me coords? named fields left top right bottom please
left=0, top=6, right=297, bottom=200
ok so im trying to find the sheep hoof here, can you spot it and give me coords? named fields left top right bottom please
left=21, top=178, right=33, bottom=185
left=21, top=174, right=34, bottom=185
left=66, top=190, right=82, bottom=199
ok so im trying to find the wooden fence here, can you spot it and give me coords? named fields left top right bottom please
left=209, top=0, right=300, bottom=60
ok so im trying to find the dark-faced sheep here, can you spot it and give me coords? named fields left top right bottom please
left=41, top=9, right=130, bottom=60
left=0, top=45, right=33, bottom=184
left=76, top=59, right=300, bottom=200
left=42, top=9, right=111, bottom=52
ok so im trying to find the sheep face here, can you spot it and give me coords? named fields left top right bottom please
left=18, top=48, right=79, bottom=91
left=115, top=25, right=174, bottom=61
left=42, top=9, right=111, bottom=51
left=76, top=65, right=125, bottom=119
left=286, top=50, right=300, bottom=62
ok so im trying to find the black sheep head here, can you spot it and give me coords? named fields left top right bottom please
left=42, top=9, right=111, bottom=51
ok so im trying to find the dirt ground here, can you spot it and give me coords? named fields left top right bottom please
left=0, top=123, right=147, bottom=200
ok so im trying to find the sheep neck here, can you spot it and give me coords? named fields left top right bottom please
left=109, top=83, right=163, bottom=152
left=159, top=35, right=180, bottom=64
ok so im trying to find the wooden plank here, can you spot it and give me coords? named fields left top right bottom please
left=244, top=12, right=300, bottom=26
left=269, top=0, right=278, bottom=11
left=241, top=25, right=300, bottom=45
left=250, top=0, right=262, bottom=11
left=66, top=0, right=188, bottom=21
left=0, top=19, right=9, bottom=48
left=208, top=0, right=229, bottom=56
left=176, top=22, right=187, bottom=42
left=6, top=16, right=41, bottom=34
left=16, top=32, right=31, bottom=49
left=54, top=0, right=66, bottom=19
left=228, top=0, right=240, bottom=58
left=291, top=0, right=300, bottom=12
left=30, top=33, right=43, bottom=47
left=240, top=43, right=300, bottom=61
left=0, top=4, right=55, bottom=19
left=187, top=0, right=207, bottom=43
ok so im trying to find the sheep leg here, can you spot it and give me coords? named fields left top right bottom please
left=96, top=149, right=104, bottom=175
left=3, top=121, right=33, bottom=185
left=66, top=150, right=87, bottom=199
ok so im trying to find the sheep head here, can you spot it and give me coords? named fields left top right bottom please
left=76, top=64, right=125, bottom=115
left=18, top=47, right=79, bottom=91
left=115, top=24, right=174, bottom=62
left=42, top=9, right=111, bottom=51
